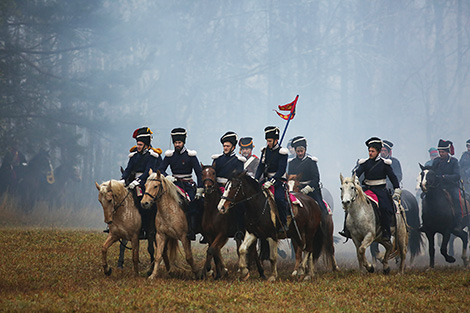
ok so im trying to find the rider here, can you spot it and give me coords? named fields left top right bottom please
left=120, top=127, right=162, bottom=239
left=339, top=137, right=401, bottom=240
left=459, top=139, right=470, bottom=191
left=430, top=139, right=462, bottom=232
left=425, top=147, right=439, bottom=167
left=255, top=126, right=289, bottom=232
left=287, top=136, right=328, bottom=215
left=212, top=131, right=246, bottom=240
left=158, top=128, right=203, bottom=241
left=239, top=137, right=259, bottom=178
left=380, top=140, right=403, bottom=191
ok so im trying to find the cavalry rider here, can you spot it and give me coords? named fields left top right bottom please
left=287, top=136, right=328, bottom=215
left=255, top=126, right=289, bottom=232
left=425, top=147, right=439, bottom=167
left=380, top=140, right=403, bottom=191
left=120, top=127, right=162, bottom=238
left=428, top=139, right=462, bottom=232
left=158, top=128, right=203, bottom=241
left=212, top=131, right=246, bottom=240
left=459, top=139, right=470, bottom=191
left=339, top=137, right=401, bottom=240
left=239, top=137, right=259, bottom=178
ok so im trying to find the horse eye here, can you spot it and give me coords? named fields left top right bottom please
left=339, top=187, right=342, bottom=191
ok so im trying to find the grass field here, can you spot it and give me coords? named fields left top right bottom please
left=1, top=227, right=470, bottom=313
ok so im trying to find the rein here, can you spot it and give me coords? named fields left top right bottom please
left=221, top=178, right=264, bottom=207
left=144, top=178, right=166, bottom=202
left=112, top=189, right=131, bottom=215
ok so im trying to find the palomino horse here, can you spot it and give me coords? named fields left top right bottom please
left=286, top=173, right=339, bottom=274
left=418, top=165, right=469, bottom=268
left=218, top=172, right=333, bottom=281
left=96, top=180, right=143, bottom=276
left=340, top=174, right=408, bottom=274
left=201, top=165, right=265, bottom=280
left=141, top=169, right=201, bottom=279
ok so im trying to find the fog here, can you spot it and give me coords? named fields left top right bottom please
left=1, top=1, right=470, bottom=234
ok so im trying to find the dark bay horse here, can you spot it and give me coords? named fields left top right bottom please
left=201, top=165, right=265, bottom=280
left=419, top=165, right=469, bottom=268
left=218, top=172, right=336, bottom=281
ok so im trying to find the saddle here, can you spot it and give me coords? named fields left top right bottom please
left=264, top=186, right=298, bottom=231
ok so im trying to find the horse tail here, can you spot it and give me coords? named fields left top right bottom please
left=318, top=214, right=335, bottom=266
left=402, top=190, right=423, bottom=260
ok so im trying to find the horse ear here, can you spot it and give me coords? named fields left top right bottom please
left=200, top=162, right=204, bottom=168
left=95, top=182, right=100, bottom=190
left=108, top=180, right=113, bottom=191
left=149, top=168, right=153, bottom=175
left=419, top=163, right=425, bottom=171
left=352, top=173, right=356, bottom=183
left=340, top=173, right=344, bottom=184
left=156, top=170, right=161, bottom=178
left=120, top=166, right=124, bottom=174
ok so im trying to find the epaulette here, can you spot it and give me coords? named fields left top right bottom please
left=212, top=153, right=222, bottom=160
left=150, top=147, right=162, bottom=155
left=279, top=147, right=289, bottom=155
left=383, top=158, right=392, bottom=165
left=128, top=151, right=137, bottom=158
left=129, top=145, right=137, bottom=152
left=236, top=155, right=246, bottom=162
left=308, top=155, right=319, bottom=162
left=149, top=148, right=161, bottom=158
left=358, top=158, right=367, bottom=165
left=187, top=149, right=197, bottom=157
left=165, top=150, right=174, bottom=157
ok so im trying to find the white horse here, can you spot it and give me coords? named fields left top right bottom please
left=340, top=173, right=408, bottom=274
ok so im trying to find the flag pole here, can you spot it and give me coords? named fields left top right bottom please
left=279, top=95, right=298, bottom=146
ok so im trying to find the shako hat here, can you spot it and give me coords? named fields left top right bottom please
left=291, top=136, right=307, bottom=149
left=171, top=128, right=187, bottom=143
left=437, top=139, right=454, bottom=155
left=239, top=137, right=254, bottom=149
left=365, top=137, right=383, bottom=151
left=220, top=131, right=238, bottom=146
left=133, top=127, right=153, bottom=146
left=265, top=126, right=280, bottom=140
left=382, top=140, right=393, bottom=152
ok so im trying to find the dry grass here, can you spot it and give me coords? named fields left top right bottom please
left=1, top=199, right=470, bottom=312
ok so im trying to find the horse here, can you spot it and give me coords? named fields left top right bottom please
left=141, top=169, right=201, bottom=279
left=418, top=164, right=469, bottom=268
left=95, top=180, right=154, bottom=276
left=370, top=189, right=423, bottom=265
left=218, top=172, right=335, bottom=281
left=339, top=173, right=408, bottom=274
left=201, top=165, right=265, bottom=280
left=286, top=173, right=340, bottom=272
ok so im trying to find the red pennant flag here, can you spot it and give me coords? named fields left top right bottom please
left=274, top=95, right=298, bottom=120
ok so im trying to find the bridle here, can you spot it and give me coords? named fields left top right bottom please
left=107, top=187, right=131, bottom=224
left=221, top=178, right=264, bottom=208
left=143, top=177, right=166, bottom=203
left=341, top=180, right=358, bottom=204
left=420, top=169, right=440, bottom=192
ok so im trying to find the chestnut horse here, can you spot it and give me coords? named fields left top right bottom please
left=141, top=169, right=201, bottom=279
left=218, top=172, right=334, bottom=281
left=201, top=165, right=265, bottom=279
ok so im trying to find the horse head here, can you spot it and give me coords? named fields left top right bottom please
left=201, top=164, right=217, bottom=194
left=96, top=180, right=126, bottom=225
left=340, top=173, right=360, bottom=208
left=141, top=169, right=163, bottom=209
left=217, top=172, right=251, bottom=214
left=418, top=163, right=436, bottom=193
left=287, top=173, right=302, bottom=192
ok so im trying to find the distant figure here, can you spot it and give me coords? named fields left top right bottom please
left=239, top=137, right=259, bottom=178
left=380, top=140, right=402, bottom=190
left=459, top=139, right=470, bottom=191
left=0, top=144, right=28, bottom=194
left=425, top=147, right=439, bottom=167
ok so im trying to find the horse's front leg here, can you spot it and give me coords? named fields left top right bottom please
left=266, top=237, right=279, bottom=282
left=290, top=240, right=303, bottom=277
left=238, top=232, right=257, bottom=281
left=148, top=233, right=167, bottom=279
left=180, top=235, right=201, bottom=279
left=357, top=233, right=375, bottom=273
left=380, top=239, right=393, bottom=275
left=440, top=231, right=456, bottom=263
left=425, top=231, right=436, bottom=268
left=102, top=235, right=119, bottom=276
left=457, top=229, right=469, bottom=267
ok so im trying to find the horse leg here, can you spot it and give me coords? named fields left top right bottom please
left=266, top=237, right=278, bottom=282
left=454, top=229, right=469, bottom=266
left=290, top=240, right=302, bottom=277
left=130, top=235, right=140, bottom=276
left=249, top=243, right=265, bottom=279
left=425, top=231, right=436, bottom=268
left=102, top=235, right=119, bottom=276
left=357, top=233, right=375, bottom=273
left=440, top=232, right=456, bottom=263
left=180, top=236, right=201, bottom=279
left=118, top=240, right=127, bottom=268
left=212, top=235, right=229, bottom=279
left=238, top=232, right=257, bottom=280
left=380, top=240, right=393, bottom=275
left=146, top=235, right=156, bottom=276
left=305, top=252, right=316, bottom=281
left=148, top=233, right=167, bottom=280
left=396, top=220, right=408, bottom=275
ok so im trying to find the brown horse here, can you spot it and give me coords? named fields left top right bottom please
left=95, top=180, right=141, bottom=276
left=201, top=165, right=265, bottom=279
left=141, top=169, right=201, bottom=279
left=218, top=172, right=334, bottom=281
left=287, top=174, right=339, bottom=275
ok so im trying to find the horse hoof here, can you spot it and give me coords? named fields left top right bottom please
left=383, top=267, right=391, bottom=275
left=445, top=255, right=456, bottom=263
left=268, top=276, right=276, bottom=282
left=303, top=275, right=311, bottom=281
left=291, top=270, right=298, bottom=277
left=148, top=273, right=157, bottom=280
left=367, top=265, right=375, bottom=273
left=104, top=267, right=112, bottom=276
left=242, top=272, right=250, bottom=281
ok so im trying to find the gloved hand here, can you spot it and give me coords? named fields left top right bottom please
left=129, top=179, right=140, bottom=189
left=263, top=178, right=275, bottom=190
left=300, top=185, right=314, bottom=195
left=392, top=188, right=402, bottom=201
left=118, top=179, right=125, bottom=184
left=166, top=175, right=176, bottom=183
left=195, top=187, right=204, bottom=199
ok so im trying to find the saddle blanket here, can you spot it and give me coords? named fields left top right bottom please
left=176, top=186, right=191, bottom=201
left=364, top=189, right=379, bottom=206
left=268, top=186, right=302, bottom=206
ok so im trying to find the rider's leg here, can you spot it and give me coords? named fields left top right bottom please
left=274, top=183, right=288, bottom=231
left=339, top=212, right=351, bottom=238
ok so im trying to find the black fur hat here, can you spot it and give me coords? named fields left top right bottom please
left=264, top=126, right=280, bottom=140
left=133, top=127, right=152, bottom=146
left=171, top=128, right=187, bottom=143
left=365, top=137, right=383, bottom=152
left=220, top=131, right=238, bottom=146
left=438, top=139, right=454, bottom=155
left=291, top=136, right=307, bottom=149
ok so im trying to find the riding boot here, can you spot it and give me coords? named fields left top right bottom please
left=234, top=208, right=245, bottom=240
left=338, top=212, right=351, bottom=239
left=186, top=214, right=196, bottom=241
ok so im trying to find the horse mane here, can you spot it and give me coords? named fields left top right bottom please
left=239, top=171, right=261, bottom=191
left=345, top=176, right=367, bottom=203
left=100, top=179, right=126, bottom=198
left=149, top=172, right=182, bottom=205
